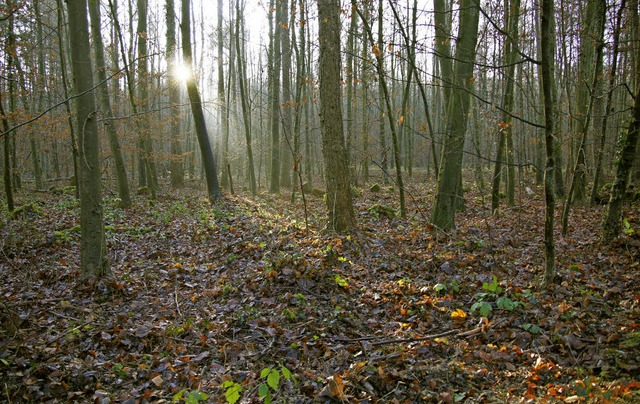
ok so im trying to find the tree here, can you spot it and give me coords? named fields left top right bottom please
left=166, top=0, right=185, bottom=188
left=430, top=0, right=480, bottom=230
left=602, top=25, right=640, bottom=241
left=491, top=0, right=521, bottom=212
left=88, top=0, right=131, bottom=208
left=540, top=0, right=557, bottom=285
left=235, top=0, right=257, bottom=194
left=66, top=0, right=111, bottom=281
left=269, top=0, right=282, bottom=193
left=181, top=0, right=221, bottom=201
left=317, top=0, right=355, bottom=232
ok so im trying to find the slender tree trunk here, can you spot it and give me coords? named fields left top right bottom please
left=540, top=0, right=557, bottom=285
left=269, top=0, right=282, bottom=193
left=1, top=93, right=14, bottom=211
left=430, top=0, right=480, bottom=230
left=591, top=0, right=625, bottom=204
left=356, top=4, right=406, bottom=217
left=55, top=0, right=79, bottom=198
left=235, top=0, right=257, bottom=194
left=317, top=0, right=356, bottom=232
left=67, top=0, right=111, bottom=281
left=136, top=0, right=159, bottom=197
left=562, top=0, right=606, bottom=234
left=492, top=0, right=521, bottom=212
left=89, top=0, right=131, bottom=207
left=377, top=0, right=388, bottom=180
left=602, top=34, right=640, bottom=240
left=279, top=0, right=293, bottom=188
left=166, top=0, right=185, bottom=188
left=181, top=0, right=221, bottom=201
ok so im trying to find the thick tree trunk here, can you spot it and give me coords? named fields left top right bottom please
left=317, top=0, right=356, bottom=232
left=89, top=0, right=131, bottom=208
left=181, top=0, right=221, bottom=201
left=67, top=0, right=111, bottom=281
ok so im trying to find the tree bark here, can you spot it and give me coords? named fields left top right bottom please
left=269, top=0, right=282, bottom=193
left=317, top=0, right=356, bottom=232
left=66, top=0, right=111, bottom=281
left=181, top=0, right=221, bottom=201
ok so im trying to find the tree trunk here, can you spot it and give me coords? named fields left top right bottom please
left=235, top=0, right=257, bottom=194
left=492, top=0, right=521, bottom=213
left=269, top=0, right=282, bottom=193
left=317, top=0, right=356, bottom=232
left=591, top=0, right=625, bottom=204
left=181, top=0, right=221, bottom=201
left=602, top=38, right=640, bottom=241
left=136, top=0, right=158, bottom=197
left=430, top=0, right=480, bottom=230
left=166, top=0, right=185, bottom=188
left=1, top=93, right=14, bottom=211
left=56, top=0, right=80, bottom=199
left=357, top=3, right=406, bottom=217
left=66, top=0, right=111, bottom=281
left=89, top=0, right=132, bottom=208
left=562, top=0, right=606, bottom=234
left=540, top=0, right=557, bottom=285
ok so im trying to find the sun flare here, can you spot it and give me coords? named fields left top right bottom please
left=173, top=63, right=193, bottom=82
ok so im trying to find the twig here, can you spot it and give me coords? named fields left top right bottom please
left=5, top=382, right=11, bottom=404
left=370, top=318, right=504, bottom=346
left=174, top=280, right=182, bottom=318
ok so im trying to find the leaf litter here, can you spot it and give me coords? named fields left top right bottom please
left=1, top=180, right=639, bottom=403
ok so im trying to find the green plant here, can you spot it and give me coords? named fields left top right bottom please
left=623, top=219, right=635, bottom=235
left=471, top=276, right=522, bottom=316
left=173, top=389, right=209, bottom=403
left=334, top=274, right=348, bottom=288
left=221, top=381, right=242, bottom=403
left=258, top=365, right=295, bottom=404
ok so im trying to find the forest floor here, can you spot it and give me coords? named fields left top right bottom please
left=1, top=173, right=640, bottom=403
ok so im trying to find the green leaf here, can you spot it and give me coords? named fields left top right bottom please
left=266, top=369, right=280, bottom=390
left=0, top=358, right=9, bottom=366
left=471, top=301, right=492, bottom=317
left=497, top=296, right=517, bottom=311
left=334, top=274, right=348, bottom=287
left=522, top=323, right=541, bottom=334
left=173, top=389, right=186, bottom=402
left=258, top=383, right=270, bottom=398
left=260, top=367, right=272, bottom=378
left=185, top=390, right=208, bottom=404
left=434, top=283, right=447, bottom=292
left=280, top=365, right=292, bottom=379
left=222, top=382, right=242, bottom=404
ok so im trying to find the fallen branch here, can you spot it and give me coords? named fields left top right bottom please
left=370, top=318, right=502, bottom=347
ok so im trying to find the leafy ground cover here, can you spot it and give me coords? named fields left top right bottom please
left=1, top=175, right=639, bottom=403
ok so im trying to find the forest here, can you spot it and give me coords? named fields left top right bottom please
left=1, top=0, right=640, bottom=401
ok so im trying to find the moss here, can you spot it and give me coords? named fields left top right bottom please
left=367, top=203, right=396, bottom=220
left=370, top=183, right=381, bottom=193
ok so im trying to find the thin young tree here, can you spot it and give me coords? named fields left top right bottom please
left=66, top=0, right=111, bottom=281
left=317, top=0, right=356, bottom=231
left=89, top=0, right=131, bottom=208
left=181, top=0, right=221, bottom=201
left=235, top=0, right=257, bottom=194
left=166, top=0, right=185, bottom=188
left=540, top=0, right=557, bottom=285
left=491, top=0, right=521, bottom=213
